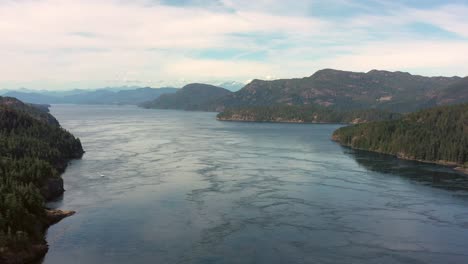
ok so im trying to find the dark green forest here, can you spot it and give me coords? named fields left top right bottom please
left=333, top=103, right=468, bottom=167
left=0, top=104, right=83, bottom=254
left=217, top=105, right=402, bottom=124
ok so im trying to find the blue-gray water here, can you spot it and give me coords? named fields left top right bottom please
left=43, top=105, right=468, bottom=264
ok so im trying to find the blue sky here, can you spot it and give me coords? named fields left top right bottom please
left=0, top=0, right=468, bottom=90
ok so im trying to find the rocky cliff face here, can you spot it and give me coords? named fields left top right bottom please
left=40, top=177, right=65, bottom=201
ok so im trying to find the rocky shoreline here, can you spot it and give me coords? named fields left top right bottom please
left=0, top=99, right=84, bottom=264
left=454, top=167, right=468, bottom=175
left=1, top=210, right=75, bottom=264
left=216, top=116, right=349, bottom=124
left=332, top=135, right=468, bottom=175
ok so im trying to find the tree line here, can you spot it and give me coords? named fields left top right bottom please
left=0, top=106, right=83, bottom=252
left=217, top=104, right=402, bottom=124
left=333, top=103, right=468, bottom=166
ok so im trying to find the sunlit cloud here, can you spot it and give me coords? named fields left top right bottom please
left=0, top=0, right=467, bottom=90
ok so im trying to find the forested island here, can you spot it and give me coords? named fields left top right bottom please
left=0, top=97, right=84, bottom=264
left=217, top=105, right=402, bottom=124
left=332, top=103, right=468, bottom=173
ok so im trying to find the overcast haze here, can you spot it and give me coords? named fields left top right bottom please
left=1, top=0, right=468, bottom=90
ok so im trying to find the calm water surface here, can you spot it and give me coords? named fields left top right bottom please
left=43, top=105, right=468, bottom=264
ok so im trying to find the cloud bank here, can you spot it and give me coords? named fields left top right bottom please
left=0, top=0, right=467, bottom=89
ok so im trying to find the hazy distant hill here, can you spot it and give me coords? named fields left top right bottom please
left=59, top=87, right=177, bottom=105
left=3, top=87, right=177, bottom=105
left=2, top=91, right=60, bottom=104
left=141, top=83, right=232, bottom=110
left=217, top=81, right=246, bottom=91
left=208, top=69, right=465, bottom=113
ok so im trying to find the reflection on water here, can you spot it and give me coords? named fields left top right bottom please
left=42, top=105, right=468, bottom=264
left=344, top=148, right=468, bottom=192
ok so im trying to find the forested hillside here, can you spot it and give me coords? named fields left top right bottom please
left=436, top=77, right=468, bottom=106
left=0, top=97, right=84, bottom=263
left=0, top=97, right=59, bottom=126
left=140, top=83, right=232, bottom=110
left=206, top=69, right=465, bottom=113
left=332, top=103, right=468, bottom=170
left=217, top=105, right=402, bottom=124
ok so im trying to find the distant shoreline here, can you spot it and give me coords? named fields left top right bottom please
left=216, top=117, right=348, bottom=125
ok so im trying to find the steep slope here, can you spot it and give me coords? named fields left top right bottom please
left=107, top=87, right=177, bottom=105
left=0, top=98, right=84, bottom=263
left=210, top=69, right=462, bottom=113
left=141, top=83, right=232, bottom=111
left=332, top=103, right=468, bottom=172
left=436, top=77, right=468, bottom=105
left=0, top=96, right=59, bottom=126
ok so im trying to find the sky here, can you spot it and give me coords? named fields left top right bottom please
left=1, top=0, right=468, bottom=90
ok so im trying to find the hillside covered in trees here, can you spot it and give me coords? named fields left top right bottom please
left=202, top=69, right=466, bottom=113
left=332, top=103, right=468, bottom=171
left=140, top=83, right=232, bottom=111
left=0, top=97, right=59, bottom=126
left=217, top=105, right=402, bottom=124
left=0, top=97, right=84, bottom=263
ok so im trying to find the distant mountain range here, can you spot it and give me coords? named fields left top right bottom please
left=0, top=81, right=245, bottom=105
left=207, top=69, right=466, bottom=113
left=216, top=81, right=246, bottom=91
left=140, top=83, right=231, bottom=110
left=4, top=70, right=466, bottom=113
left=1, top=87, right=178, bottom=105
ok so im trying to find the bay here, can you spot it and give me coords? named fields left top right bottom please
left=42, top=104, right=468, bottom=264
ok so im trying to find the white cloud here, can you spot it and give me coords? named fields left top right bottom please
left=319, top=40, right=468, bottom=75
left=0, top=0, right=467, bottom=89
left=162, top=59, right=274, bottom=79
left=410, top=4, right=468, bottom=37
